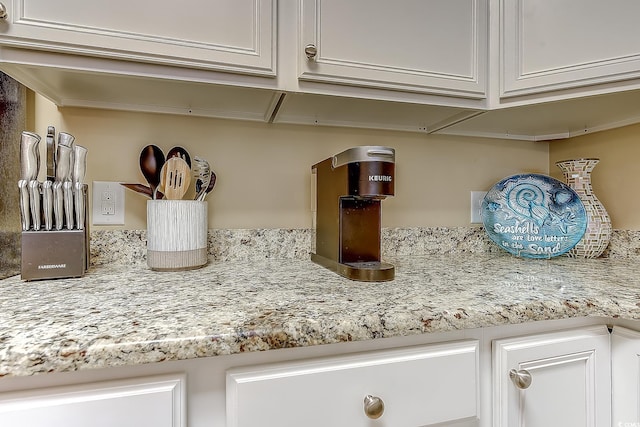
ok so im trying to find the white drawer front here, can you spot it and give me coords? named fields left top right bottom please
left=227, top=340, right=479, bottom=427
left=0, top=374, right=185, bottom=427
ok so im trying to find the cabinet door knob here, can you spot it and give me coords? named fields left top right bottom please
left=304, top=44, right=318, bottom=60
left=509, top=368, right=532, bottom=389
left=363, top=395, right=384, bottom=419
left=0, top=3, right=7, bottom=20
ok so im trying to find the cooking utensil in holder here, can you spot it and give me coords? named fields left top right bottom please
left=21, top=185, right=89, bottom=281
left=147, top=200, right=208, bottom=271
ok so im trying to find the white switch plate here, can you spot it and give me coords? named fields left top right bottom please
left=92, top=181, right=125, bottom=225
left=470, top=191, right=487, bottom=224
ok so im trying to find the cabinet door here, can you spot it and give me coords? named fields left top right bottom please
left=501, top=0, right=640, bottom=98
left=0, top=374, right=185, bottom=427
left=299, top=0, right=487, bottom=99
left=612, top=326, right=640, bottom=426
left=0, top=0, right=276, bottom=76
left=227, top=340, right=479, bottom=427
left=493, top=326, right=611, bottom=427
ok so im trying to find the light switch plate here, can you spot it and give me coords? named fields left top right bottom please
left=92, top=181, right=125, bottom=225
left=470, top=191, right=487, bottom=224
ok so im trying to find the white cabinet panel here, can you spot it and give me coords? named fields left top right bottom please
left=227, top=340, right=479, bottom=427
left=0, top=374, right=185, bottom=427
left=493, top=326, right=611, bottom=427
left=299, top=0, right=487, bottom=99
left=0, top=0, right=276, bottom=76
left=501, top=0, right=640, bottom=97
left=612, top=326, right=640, bottom=426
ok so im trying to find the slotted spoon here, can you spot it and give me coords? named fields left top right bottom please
left=160, top=157, right=191, bottom=200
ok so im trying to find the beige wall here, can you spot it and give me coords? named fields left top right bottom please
left=549, top=123, right=640, bottom=230
left=33, top=94, right=550, bottom=230
left=26, top=94, right=640, bottom=231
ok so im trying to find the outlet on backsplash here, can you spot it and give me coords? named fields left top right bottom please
left=92, top=182, right=125, bottom=225
left=470, top=191, right=487, bottom=224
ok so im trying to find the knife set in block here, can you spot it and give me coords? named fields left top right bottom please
left=21, top=190, right=90, bottom=281
left=19, top=129, right=90, bottom=281
left=146, top=200, right=208, bottom=271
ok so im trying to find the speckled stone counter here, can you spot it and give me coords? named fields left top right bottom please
left=1, top=250, right=639, bottom=378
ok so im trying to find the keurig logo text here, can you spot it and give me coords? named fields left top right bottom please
left=368, top=175, right=392, bottom=182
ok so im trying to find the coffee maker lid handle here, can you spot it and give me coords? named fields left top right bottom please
left=332, top=146, right=395, bottom=168
left=367, top=148, right=394, bottom=157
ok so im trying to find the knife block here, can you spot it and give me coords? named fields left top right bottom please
left=146, top=200, right=208, bottom=271
left=21, top=229, right=89, bottom=281
left=20, top=188, right=90, bottom=281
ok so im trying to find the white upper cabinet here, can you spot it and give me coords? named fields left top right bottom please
left=3, top=0, right=640, bottom=138
left=299, top=0, right=487, bottom=100
left=500, top=0, right=640, bottom=98
left=0, top=0, right=276, bottom=76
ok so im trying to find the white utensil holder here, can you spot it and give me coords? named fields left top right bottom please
left=147, top=200, right=208, bottom=271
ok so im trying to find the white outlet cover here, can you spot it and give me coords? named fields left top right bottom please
left=92, top=181, right=125, bottom=225
left=470, top=191, right=487, bottom=224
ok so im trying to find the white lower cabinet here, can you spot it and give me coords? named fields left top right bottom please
left=226, top=340, right=480, bottom=427
left=612, top=327, right=640, bottom=426
left=0, top=374, right=185, bottom=427
left=2, top=321, right=640, bottom=427
left=493, top=326, right=611, bottom=427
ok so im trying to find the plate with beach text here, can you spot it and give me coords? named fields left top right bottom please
left=482, top=174, right=587, bottom=259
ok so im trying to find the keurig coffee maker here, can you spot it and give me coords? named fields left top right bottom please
left=311, top=146, right=395, bottom=281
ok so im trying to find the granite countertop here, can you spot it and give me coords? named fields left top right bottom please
left=1, top=252, right=640, bottom=378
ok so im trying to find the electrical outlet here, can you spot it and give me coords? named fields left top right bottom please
left=470, top=191, right=487, bottom=224
left=93, top=181, right=125, bottom=225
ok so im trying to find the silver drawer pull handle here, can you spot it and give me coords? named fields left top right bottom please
left=363, top=395, right=384, bottom=419
left=509, top=368, right=532, bottom=389
left=0, top=3, right=7, bottom=20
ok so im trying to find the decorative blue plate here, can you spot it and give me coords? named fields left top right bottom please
left=482, top=174, right=587, bottom=259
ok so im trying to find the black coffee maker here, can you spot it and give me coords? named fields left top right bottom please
left=311, top=146, right=395, bottom=281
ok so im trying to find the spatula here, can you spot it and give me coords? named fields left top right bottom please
left=160, top=157, right=191, bottom=200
